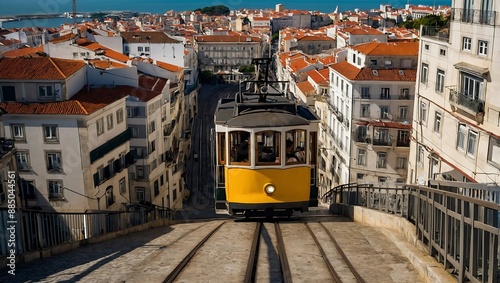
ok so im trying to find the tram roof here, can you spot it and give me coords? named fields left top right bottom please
left=215, top=97, right=319, bottom=128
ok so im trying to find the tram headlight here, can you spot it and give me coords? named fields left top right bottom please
left=264, top=184, right=276, bottom=194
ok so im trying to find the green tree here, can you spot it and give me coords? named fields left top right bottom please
left=200, top=70, right=215, bottom=83
left=238, top=65, right=255, bottom=73
left=194, top=5, right=230, bottom=16
left=271, top=32, right=279, bottom=41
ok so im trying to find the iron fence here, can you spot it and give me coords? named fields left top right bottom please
left=323, top=182, right=500, bottom=283
left=0, top=208, right=171, bottom=257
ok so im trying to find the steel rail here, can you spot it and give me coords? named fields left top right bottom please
left=304, top=223, right=342, bottom=283
left=319, top=222, right=366, bottom=283
left=274, top=222, right=293, bottom=283
left=244, top=222, right=262, bottom=283
left=163, top=221, right=225, bottom=283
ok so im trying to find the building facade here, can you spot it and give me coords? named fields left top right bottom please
left=327, top=42, right=419, bottom=186
left=194, top=34, right=262, bottom=72
left=409, top=1, right=500, bottom=185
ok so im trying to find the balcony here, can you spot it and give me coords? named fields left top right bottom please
left=372, top=138, right=392, bottom=146
left=451, top=8, right=498, bottom=26
left=420, top=25, right=449, bottom=42
left=164, top=120, right=176, bottom=137
left=93, top=151, right=135, bottom=187
left=337, top=112, right=344, bottom=123
left=448, top=86, right=485, bottom=115
left=354, top=134, right=371, bottom=143
left=399, top=93, right=411, bottom=100
left=396, top=139, right=410, bottom=147
left=90, top=128, right=132, bottom=164
left=0, top=138, right=14, bottom=158
left=360, top=93, right=371, bottom=99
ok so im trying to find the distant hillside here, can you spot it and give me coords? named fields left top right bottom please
left=194, top=5, right=230, bottom=16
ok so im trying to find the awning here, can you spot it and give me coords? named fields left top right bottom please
left=454, top=62, right=489, bottom=78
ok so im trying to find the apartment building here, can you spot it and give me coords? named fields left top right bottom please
left=409, top=1, right=500, bottom=185
left=126, top=75, right=172, bottom=209
left=194, top=33, right=262, bottom=72
left=121, top=31, right=185, bottom=67
left=336, top=25, right=387, bottom=48
left=280, top=32, right=335, bottom=54
left=0, top=89, right=134, bottom=212
left=326, top=42, right=419, bottom=186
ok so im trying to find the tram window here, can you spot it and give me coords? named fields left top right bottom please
left=285, top=130, right=306, bottom=164
left=309, top=132, right=317, bottom=165
left=217, top=133, right=225, bottom=165
left=229, top=131, right=250, bottom=165
left=255, top=131, right=280, bottom=165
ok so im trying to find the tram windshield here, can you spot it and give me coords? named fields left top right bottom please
left=255, top=131, right=280, bottom=165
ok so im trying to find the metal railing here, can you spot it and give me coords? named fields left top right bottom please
left=451, top=8, right=498, bottom=26
left=449, top=87, right=485, bottom=114
left=323, top=182, right=500, bottom=283
left=421, top=25, right=450, bottom=41
left=0, top=207, right=171, bottom=257
left=372, top=138, right=392, bottom=146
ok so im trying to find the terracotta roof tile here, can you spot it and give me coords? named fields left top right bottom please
left=88, top=59, right=127, bottom=69
left=49, top=33, right=77, bottom=44
left=2, top=46, right=44, bottom=57
left=0, top=57, right=85, bottom=80
left=352, top=41, right=419, bottom=56
left=354, top=68, right=417, bottom=81
left=318, top=56, right=336, bottom=66
left=288, top=58, right=309, bottom=72
left=0, top=101, right=89, bottom=115
left=307, top=69, right=327, bottom=84
left=121, top=31, right=181, bottom=44
left=139, top=74, right=168, bottom=93
left=156, top=60, right=183, bottom=72
left=329, top=61, right=362, bottom=80
left=78, top=41, right=130, bottom=63
left=296, top=81, right=316, bottom=97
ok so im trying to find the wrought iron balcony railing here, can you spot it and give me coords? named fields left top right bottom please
left=448, top=86, right=485, bottom=114
left=372, top=138, right=392, bottom=146
left=396, top=139, right=410, bottom=147
left=451, top=8, right=498, bottom=26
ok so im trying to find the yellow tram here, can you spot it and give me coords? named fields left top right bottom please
left=214, top=59, right=319, bottom=217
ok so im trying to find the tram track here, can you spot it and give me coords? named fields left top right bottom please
left=245, top=222, right=292, bottom=283
left=162, top=221, right=226, bottom=283
left=244, top=222, right=366, bottom=283
left=151, top=215, right=417, bottom=283
left=305, top=222, right=366, bottom=283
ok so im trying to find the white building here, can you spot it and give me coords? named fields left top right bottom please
left=0, top=89, right=134, bottom=212
left=327, top=41, right=419, bottom=186
left=409, top=1, right=500, bottom=185
left=194, top=34, right=262, bottom=72
left=121, top=31, right=185, bottom=67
